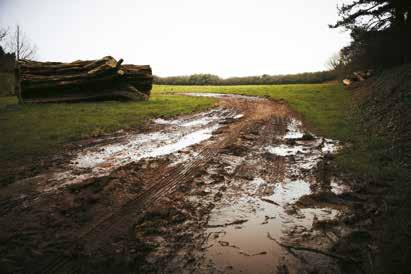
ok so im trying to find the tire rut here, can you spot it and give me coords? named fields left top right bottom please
left=34, top=108, right=255, bottom=274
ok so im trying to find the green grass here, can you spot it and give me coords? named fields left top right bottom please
left=154, top=84, right=352, bottom=141
left=0, top=93, right=216, bottom=162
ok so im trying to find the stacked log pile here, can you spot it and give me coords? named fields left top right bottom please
left=16, top=56, right=152, bottom=103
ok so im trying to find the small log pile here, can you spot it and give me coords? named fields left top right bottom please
left=15, top=56, right=153, bottom=103
left=342, top=70, right=373, bottom=87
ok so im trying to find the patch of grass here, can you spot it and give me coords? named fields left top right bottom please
left=336, top=133, right=405, bottom=181
left=0, top=93, right=216, bottom=162
left=154, top=84, right=352, bottom=141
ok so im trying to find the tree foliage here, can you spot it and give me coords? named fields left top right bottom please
left=0, top=27, right=8, bottom=55
left=154, top=71, right=336, bottom=86
left=331, top=0, right=411, bottom=71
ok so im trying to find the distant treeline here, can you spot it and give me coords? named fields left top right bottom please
left=154, top=70, right=337, bottom=86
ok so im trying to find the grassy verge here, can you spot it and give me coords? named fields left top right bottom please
left=0, top=93, right=216, bottom=162
left=154, top=84, right=352, bottom=141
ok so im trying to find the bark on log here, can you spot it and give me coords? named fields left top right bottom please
left=21, top=59, right=123, bottom=87
left=21, top=85, right=148, bottom=104
left=19, top=57, right=119, bottom=77
left=18, top=56, right=152, bottom=103
left=120, top=64, right=153, bottom=93
left=21, top=70, right=124, bottom=91
left=20, top=56, right=114, bottom=70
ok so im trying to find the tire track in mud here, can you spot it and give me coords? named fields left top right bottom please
left=0, top=198, right=21, bottom=217
left=36, top=150, right=217, bottom=273
left=34, top=97, right=287, bottom=274
left=36, top=149, right=217, bottom=273
left=0, top=180, right=44, bottom=217
left=0, top=186, right=45, bottom=216
left=0, top=109, right=241, bottom=218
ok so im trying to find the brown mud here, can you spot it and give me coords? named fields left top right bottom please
left=0, top=94, right=373, bottom=273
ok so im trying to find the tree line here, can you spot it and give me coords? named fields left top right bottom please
left=154, top=70, right=337, bottom=86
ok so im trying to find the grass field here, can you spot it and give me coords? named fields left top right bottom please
left=0, top=83, right=352, bottom=163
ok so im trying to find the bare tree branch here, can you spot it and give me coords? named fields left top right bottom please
left=327, top=53, right=341, bottom=71
left=4, top=25, right=37, bottom=60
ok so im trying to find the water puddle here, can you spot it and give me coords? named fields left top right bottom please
left=182, top=92, right=263, bottom=101
left=196, top=115, right=347, bottom=273
left=74, top=127, right=218, bottom=169
left=205, top=196, right=283, bottom=273
left=38, top=107, right=242, bottom=192
left=266, top=144, right=306, bottom=156
left=283, top=118, right=304, bottom=139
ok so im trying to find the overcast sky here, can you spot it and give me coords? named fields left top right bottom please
left=0, top=0, right=351, bottom=77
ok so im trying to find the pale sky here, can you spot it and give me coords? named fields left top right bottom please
left=0, top=0, right=351, bottom=77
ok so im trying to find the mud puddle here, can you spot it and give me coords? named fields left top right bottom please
left=174, top=114, right=351, bottom=273
left=15, top=107, right=242, bottom=193
left=66, top=108, right=236, bottom=178
left=182, top=92, right=265, bottom=101
left=53, top=93, right=262, bottom=191
left=120, top=93, right=354, bottom=273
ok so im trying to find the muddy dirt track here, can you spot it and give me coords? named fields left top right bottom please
left=0, top=94, right=370, bottom=274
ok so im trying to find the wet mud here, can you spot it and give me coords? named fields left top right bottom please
left=0, top=93, right=368, bottom=274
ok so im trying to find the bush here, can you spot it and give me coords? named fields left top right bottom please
left=0, top=73, right=14, bottom=96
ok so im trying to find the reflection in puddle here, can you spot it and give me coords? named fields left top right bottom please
left=182, top=93, right=263, bottom=101
left=267, top=179, right=311, bottom=205
left=74, top=126, right=219, bottom=169
left=283, top=119, right=304, bottom=139
left=266, top=144, right=306, bottom=156
left=206, top=196, right=283, bottom=274
left=73, top=108, right=237, bottom=170
left=40, top=108, right=241, bottom=192
left=199, top=116, right=346, bottom=274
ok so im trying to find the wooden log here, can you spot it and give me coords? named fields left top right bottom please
left=22, top=84, right=148, bottom=104
left=21, top=69, right=124, bottom=91
left=121, top=64, right=152, bottom=74
left=19, top=57, right=152, bottom=103
left=20, top=59, right=123, bottom=85
left=120, top=64, right=152, bottom=93
left=19, top=56, right=120, bottom=76
left=127, top=82, right=152, bottom=93
left=342, top=79, right=352, bottom=86
left=19, top=56, right=114, bottom=70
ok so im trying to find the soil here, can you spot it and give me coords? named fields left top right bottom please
left=0, top=93, right=380, bottom=273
